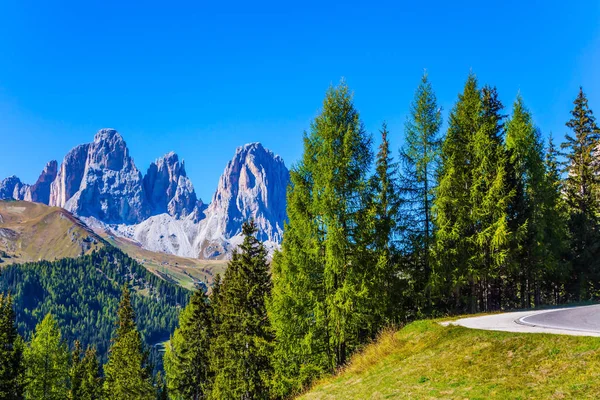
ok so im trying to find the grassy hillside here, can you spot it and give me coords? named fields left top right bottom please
left=301, top=320, right=600, bottom=399
left=0, top=200, right=103, bottom=264
left=0, top=200, right=227, bottom=290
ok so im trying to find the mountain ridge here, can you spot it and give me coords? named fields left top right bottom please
left=0, top=128, right=289, bottom=259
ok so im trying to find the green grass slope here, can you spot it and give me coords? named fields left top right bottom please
left=301, top=320, right=600, bottom=399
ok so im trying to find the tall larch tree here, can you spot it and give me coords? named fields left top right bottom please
left=24, top=313, right=69, bottom=400
left=103, top=285, right=154, bottom=400
left=164, top=288, right=213, bottom=400
left=210, top=221, right=273, bottom=400
left=0, top=293, right=25, bottom=400
left=561, top=87, right=600, bottom=300
left=432, top=73, right=481, bottom=312
left=469, top=86, right=511, bottom=311
left=269, top=80, right=373, bottom=397
left=400, top=72, right=442, bottom=310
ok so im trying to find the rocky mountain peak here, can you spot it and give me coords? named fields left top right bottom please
left=88, top=128, right=133, bottom=171
left=208, top=141, right=289, bottom=242
left=24, top=160, right=58, bottom=204
left=144, top=152, right=200, bottom=218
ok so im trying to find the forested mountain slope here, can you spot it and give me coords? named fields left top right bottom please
left=0, top=245, right=189, bottom=362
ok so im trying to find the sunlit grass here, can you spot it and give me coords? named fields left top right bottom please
left=300, top=320, right=600, bottom=399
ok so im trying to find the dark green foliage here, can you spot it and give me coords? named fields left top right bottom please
left=0, top=293, right=25, bottom=400
left=211, top=221, right=273, bottom=399
left=0, top=246, right=189, bottom=363
left=103, top=285, right=155, bottom=399
left=70, top=343, right=103, bottom=400
left=164, top=288, right=213, bottom=399
left=561, top=87, right=600, bottom=300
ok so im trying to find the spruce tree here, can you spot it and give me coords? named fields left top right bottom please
left=505, top=95, right=548, bottom=308
left=70, top=342, right=102, bottom=400
left=269, top=81, right=373, bottom=396
left=211, top=221, right=273, bottom=400
left=366, top=123, right=401, bottom=326
left=432, top=73, right=481, bottom=311
left=164, top=289, right=213, bottom=400
left=561, top=87, right=600, bottom=299
left=103, top=285, right=154, bottom=399
left=0, top=293, right=25, bottom=400
left=24, top=313, right=69, bottom=400
left=470, top=86, right=511, bottom=311
left=400, top=72, right=442, bottom=308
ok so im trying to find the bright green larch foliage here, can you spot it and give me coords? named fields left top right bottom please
left=432, top=73, right=481, bottom=311
left=400, top=72, right=442, bottom=311
left=269, top=80, right=373, bottom=397
left=24, top=313, right=69, bottom=400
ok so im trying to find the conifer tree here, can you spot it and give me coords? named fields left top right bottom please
left=432, top=73, right=481, bottom=311
left=401, top=72, right=442, bottom=306
left=561, top=87, right=600, bottom=299
left=70, top=342, right=102, bottom=400
left=470, top=86, right=511, bottom=311
left=0, top=293, right=25, bottom=400
left=103, top=285, right=154, bottom=399
left=541, top=136, right=570, bottom=303
left=269, top=81, right=373, bottom=396
left=24, top=313, right=69, bottom=400
left=164, top=289, right=213, bottom=400
left=211, top=221, right=273, bottom=400
left=366, top=123, right=401, bottom=326
left=505, top=95, right=548, bottom=307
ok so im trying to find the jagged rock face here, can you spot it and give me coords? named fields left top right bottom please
left=0, top=176, right=24, bottom=200
left=143, top=152, right=200, bottom=218
left=206, top=142, right=289, bottom=243
left=24, top=160, right=58, bottom=204
left=49, top=144, right=90, bottom=208
left=64, top=129, right=151, bottom=224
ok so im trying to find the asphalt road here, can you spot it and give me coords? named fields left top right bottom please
left=441, top=304, right=600, bottom=337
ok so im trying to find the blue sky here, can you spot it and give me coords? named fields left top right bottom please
left=1, top=1, right=598, bottom=202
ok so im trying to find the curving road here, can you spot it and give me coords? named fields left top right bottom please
left=441, top=304, right=600, bottom=337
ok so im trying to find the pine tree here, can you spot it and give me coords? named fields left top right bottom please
left=69, top=341, right=84, bottom=400
left=269, top=81, right=373, bottom=396
left=432, top=73, right=481, bottom=312
left=469, top=86, right=511, bottom=311
left=24, top=313, right=69, bottom=400
left=561, top=87, right=600, bottom=299
left=0, top=293, right=25, bottom=400
left=103, top=285, right=154, bottom=399
left=505, top=95, right=548, bottom=308
left=400, top=72, right=442, bottom=309
left=211, top=221, right=273, bottom=400
left=164, top=289, right=213, bottom=400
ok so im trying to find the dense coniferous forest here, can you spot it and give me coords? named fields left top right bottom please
left=1, top=72, right=599, bottom=399
left=0, top=246, right=189, bottom=362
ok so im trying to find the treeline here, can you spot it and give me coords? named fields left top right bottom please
left=165, top=74, right=600, bottom=399
left=0, top=246, right=189, bottom=362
